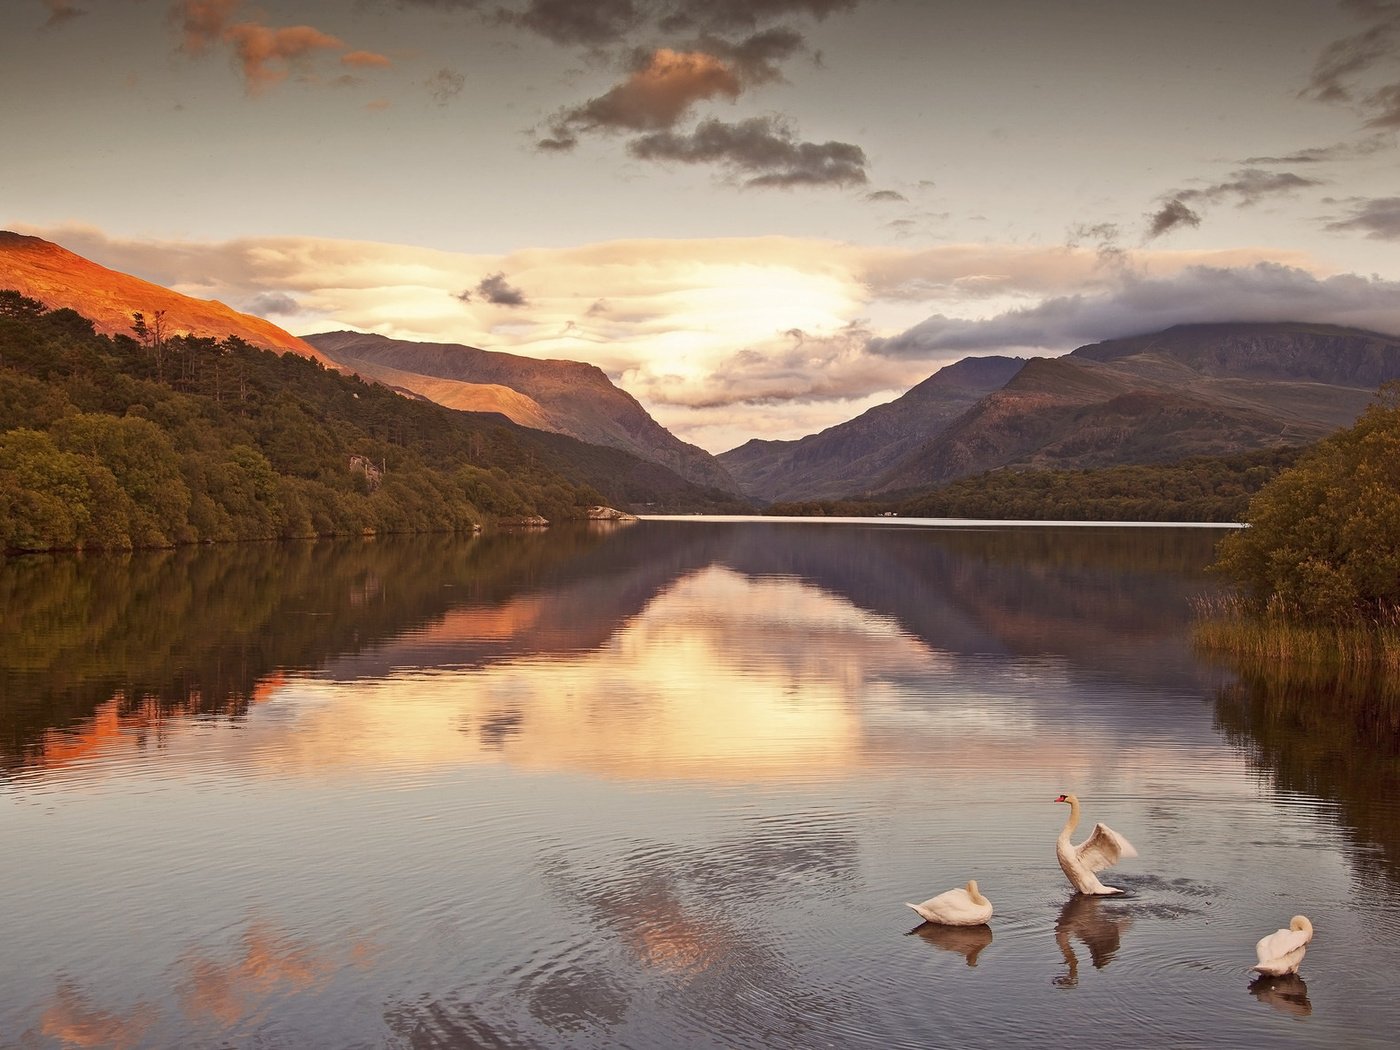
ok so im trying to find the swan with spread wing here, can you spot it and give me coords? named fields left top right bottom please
left=1053, top=793, right=1138, bottom=896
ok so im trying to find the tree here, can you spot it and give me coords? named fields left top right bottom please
left=1213, top=383, right=1400, bottom=619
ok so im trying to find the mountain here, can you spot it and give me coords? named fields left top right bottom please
left=304, top=330, right=741, bottom=495
left=874, top=322, right=1400, bottom=493
left=0, top=231, right=336, bottom=366
left=719, top=355, right=1024, bottom=503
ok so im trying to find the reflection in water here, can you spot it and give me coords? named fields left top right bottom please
left=10, top=523, right=1400, bottom=1047
left=2, top=524, right=1225, bottom=785
left=1053, top=895, right=1133, bottom=988
left=38, top=982, right=157, bottom=1050
left=1213, top=665, right=1400, bottom=887
left=910, top=923, right=994, bottom=967
left=1249, top=973, right=1313, bottom=1018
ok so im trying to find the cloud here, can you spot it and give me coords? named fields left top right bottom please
left=245, top=291, right=301, bottom=316
left=541, top=48, right=741, bottom=144
left=341, top=50, right=393, bottom=69
left=41, top=0, right=85, bottom=26
left=694, top=26, right=806, bottom=83
left=659, top=0, right=859, bottom=34
left=629, top=116, right=868, bottom=187
left=426, top=67, right=466, bottom=104
left=1326, top=195, right=1400, bottom=238
left=172, top=1, right=387, bottom=94
left=1145, top=168, right=1324, bottom=239
left=1145, top=199, right=1201, bottom=239
left=1243, top=132, right=1396, bottom=164
left=1302, top=2, right=1400, bottom=126
left=460, top=272, right=529, bottom=306
left=865, top=190, right=907, bottom=203
left=497, top=0, right=645, bottom=47
left=871, top=263, right=1400, bottom=357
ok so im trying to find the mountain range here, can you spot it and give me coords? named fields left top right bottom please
left=6, top=229, right=1400, bottom=512
left=721, top=322, right=1400, bottom=502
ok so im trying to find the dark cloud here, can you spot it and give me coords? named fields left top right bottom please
left=1179, top=168, right=1326, bottom=208
left=541, top=48, right=741, bottom=144
left=695, top=26, right=806, bottom=83
left=870, top=263, right=1400, bottom=357
left=628, top=116, right=867, bottom=187
left=865, top=189, right=907, bottom=203
left=426, top=67, right=466, bottom=104
left=658, top=0, right=859, bottom=34
left=42, top=0, right=85, bottom=26
left=461, top=272, right=529, bottom=306
left=1326, top=195, right=1400, bottom=238
left=1147, top=198, right=1202, bottom=238
left=1302, top=3, right=1400, bottom=126
left=497, top=0, right=644, bottom=47
left=245, top=291, right=300, bottom=316
left=1243, top=133, right=1395, bottom=163
left=1146, top=168, right=1323, bottom=239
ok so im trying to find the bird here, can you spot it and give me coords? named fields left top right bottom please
left=1253, top=915, right=1313, bottom=976
left=1053, top=793, right=1138, bottom=896
left=906, top=879, right=993, bottom=926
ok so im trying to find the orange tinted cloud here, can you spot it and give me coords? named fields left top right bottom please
left=553, top=48, right=742, bottom=139
left=342, top=50, right=392, bottom=69
left=223, top=22, right=346, bottom=93
left=174, top=0, right=240, bottom=55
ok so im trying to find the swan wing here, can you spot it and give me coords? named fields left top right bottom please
left=1075, top=822, right=1138, bottom=873
left=1255, top=926, right=1312, bottom=968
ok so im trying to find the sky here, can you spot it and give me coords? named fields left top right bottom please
left=4, top=0, right=1400, bottom=453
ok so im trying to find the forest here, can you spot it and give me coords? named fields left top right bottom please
left=765, top=447, right=1303, bottom=522
left=0, top=292, right=743, bottom=554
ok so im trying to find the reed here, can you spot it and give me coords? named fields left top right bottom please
left=1192, top=593, right=1400, bottom=674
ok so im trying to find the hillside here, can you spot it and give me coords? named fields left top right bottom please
left=0, top=231, right=336, bottom=366
left=305, top=331, right=741, bottom=495
left=719, top=355, right=1024, bottom=502
left=873, top=322, right=1400, bottom=493
left=0, top=293, right=749, bottom=553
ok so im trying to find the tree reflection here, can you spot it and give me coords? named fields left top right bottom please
left=1213, top=664, right=1400, bottom=887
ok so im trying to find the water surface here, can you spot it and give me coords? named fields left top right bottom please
left=2, top=521, right=1398, bottom=1048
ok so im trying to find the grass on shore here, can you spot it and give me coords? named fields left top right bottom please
left=1192, top=594, right=1400, bottom=674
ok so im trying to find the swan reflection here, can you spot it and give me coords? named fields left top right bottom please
left=1248, top=973, right=1312, bottom=1018
left=909, top=922, right=994, bottom=967
left=1053, top=894, right=1133, bottom=987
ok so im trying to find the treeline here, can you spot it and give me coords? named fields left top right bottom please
left=766, top=447, right=1302, bottom=522
left=0, top=291, right=644, bottom=553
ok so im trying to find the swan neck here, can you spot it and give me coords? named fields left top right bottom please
left=1059, top=797, right=1080, bottom=840
left=966, top=880, right=985, bottom=904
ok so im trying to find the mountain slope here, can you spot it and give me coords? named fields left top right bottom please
left=719, top=355, right=1024, bottom=502
left=0, top=231, right=336, bottom=366
left=305, top=330, right=740, bottom=495
left=875, top=322, right=1400, bottom=493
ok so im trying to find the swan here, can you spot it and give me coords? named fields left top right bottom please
left=905, top=879, right=993, bottom=926
left=1253, top=915, right=1313, bottom=976
left=1054, top=793, right=1138, bottom=896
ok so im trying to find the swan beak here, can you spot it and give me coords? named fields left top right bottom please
left=1054, top=795, right=1067, bottom=803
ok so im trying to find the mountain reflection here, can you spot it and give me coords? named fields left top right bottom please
left=3, top=522, right=1227, bottom=783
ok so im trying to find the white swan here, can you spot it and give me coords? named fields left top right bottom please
left=906, top=879, right=993, bottom=926
left=1253, top=915, right=1313, bottom=976
left=1054, top=793, right=1138, bottom=896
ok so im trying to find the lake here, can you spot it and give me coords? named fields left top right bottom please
left=2, top=519, right=1398, bottom=1049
